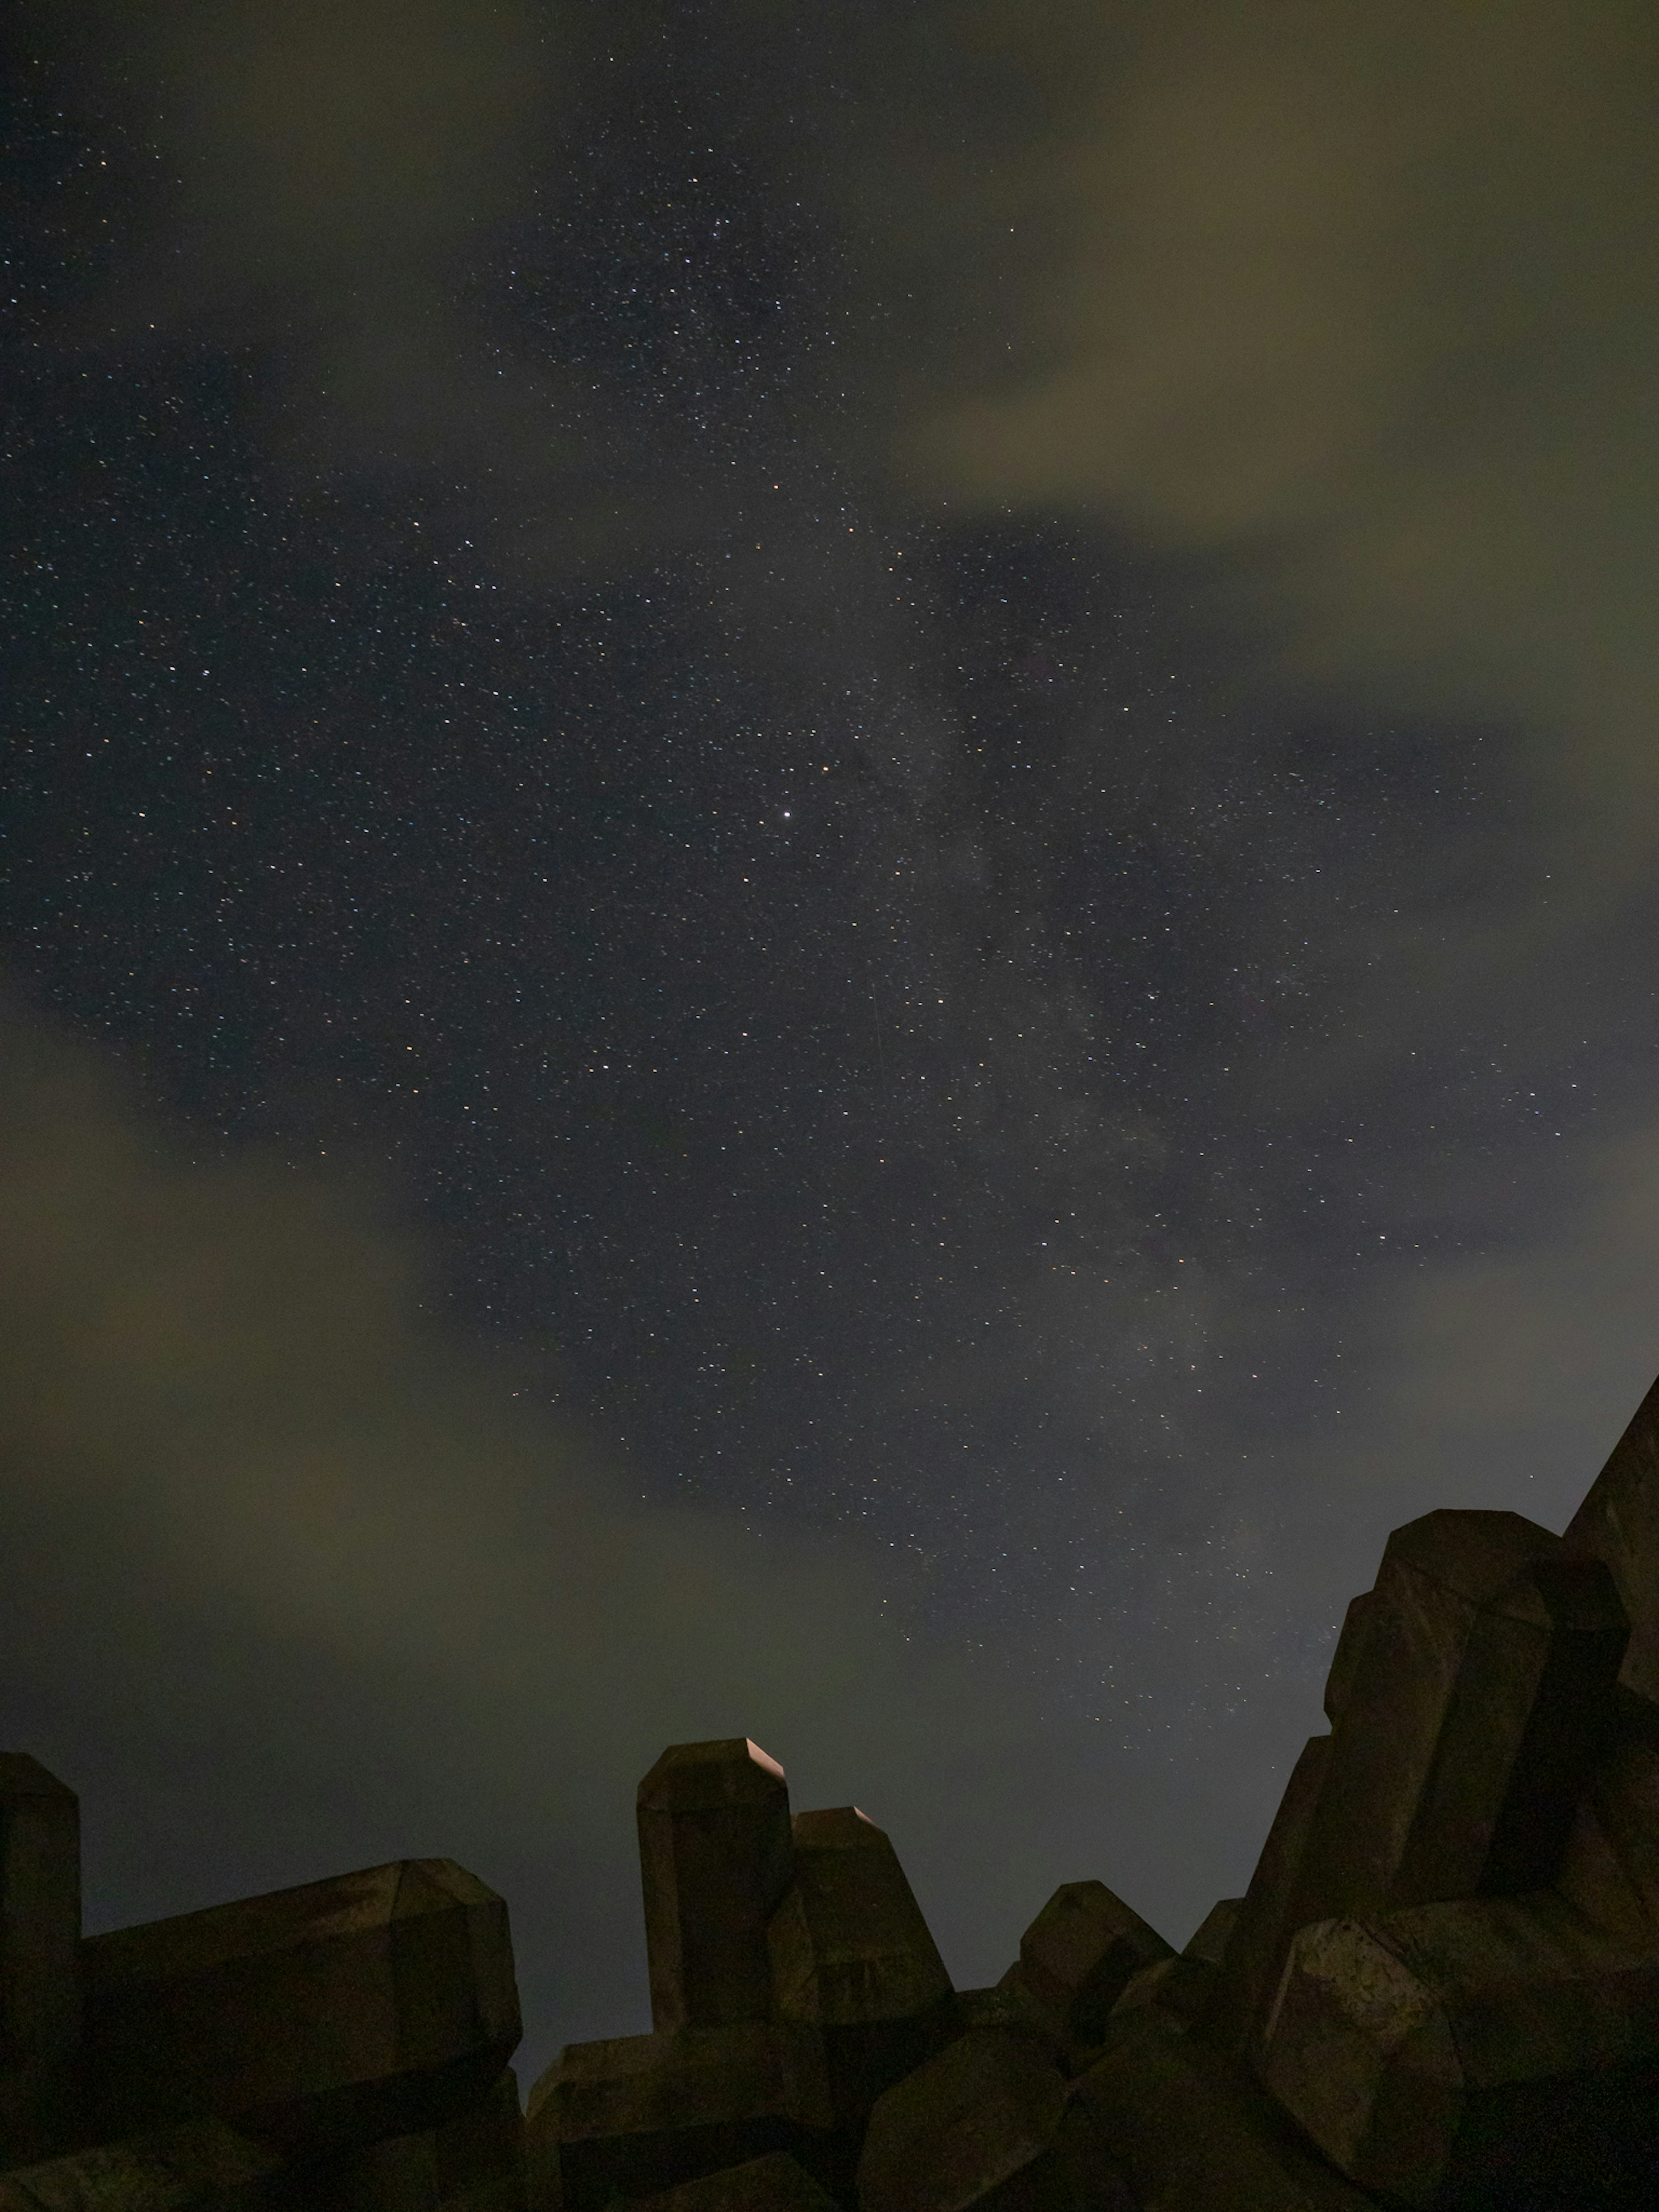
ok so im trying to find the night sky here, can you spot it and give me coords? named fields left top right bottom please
left=8, top=0, right=1659, bottom=2090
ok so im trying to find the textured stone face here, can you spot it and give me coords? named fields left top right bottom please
left=0, top=1755, right=80, bottom=2165
left=1205, top=1735, right=1330, bottom=2057
left=1014, top=1884, right=1171, bottom=2047
left=768, top=1809, right=951, bottom=2031
left=638, top=1742, right=795, bottom=2035
left=1287, top=1513, right=1627, bottom=1929
left=524, top=2024, right=835, bottom=2212
left=0, top=2120, right=284, bottom=2212
left=1179, top=1899, right=1241, bottom=1970
left=296, top=2066, right=525, bottom=2212
left=1565, top=1364, right=1659, bottom=1706
left=81, top=1859, right=521, bottom=2153
left=854, top=2028, right=1112, bottom=2212
left=627, top=2151, right=841, bottom=2212
left=1069, top=2010, right=1373, bottom=2212
left=767, top=1808, right=955, bottom=2129
left=1259, top=1893, right=1659, bottom=2206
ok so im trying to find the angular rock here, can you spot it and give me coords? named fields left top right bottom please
left=1068, top=2009, right=1374, bottom=2212
left=1556, top=1738, right=1659, bottom=1948
left=1014, top=1884, right=1171, bottom=2047
left=1181, top=1900, right=1242, bottom=1970
left=638, top=1743, right=794, bottom=2035
left=308, top=2067, right=525, bottom=2212
left=1106, top=1955, right=1215, bottom=2035
left=1565, top=1363, right=1659, bottom=1707
left=631, top=2152, right=840, bottom=2212
left=524, top=2024, right=834, bottom=2212
left=0, top=1756, right=81, bottom=2164
left=767, top=1808, right=954, bottom=2123
left=82, top=1859, right=521, bottom=2154
left=0, top=2120, right=284, bottom=2212
left=1205, top=1735, right=1330, bottom=2057
left=1285, top=1512, right=1626, bottom=1928
left=1258, top=1891, right=1659, bottom=2207
left=855, top=2029, right=1128, bottom=2212
left=1321, top=1593, right=1376, bottom=1728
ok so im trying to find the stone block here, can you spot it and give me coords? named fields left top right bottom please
left=855, top=2029, right=1129, bottom=2212
left=1014, top=1884, right=1171, bottom=2047
left=0, top=1757, right=81, bottom=2165
left=1286, top=1513, right=1626, bottom=1931
left=1564, top=1363, right=1659, bottom=1708
left=82, top=1860, right=521, bottom=2155
left=1204, top=1735, right=1330, bottom=2056
left=1181, top=1900, right=1241, bottom=1970
left=1068, top=2009, right=1374, bottom=2212
left=0, top=2120, right=284, bottom=2212
left=1258, top=1891, right=1659, bottom=2206
left=307, top=2067, right=525, bottom=2212
left=767, top=1809, right=954, bottom=2124
left=1106, top=1955, right=1215, bottom=2035
left=631, top=2152, right=840, bottom=2212
left=638, top=1743, right=794, bottom=2035
left=1556, top=1739, right=1659, bottom=1948
left=1322, top=1594, right=1376, bottom=1728
left=524, top=2024, right=834, bottom=2212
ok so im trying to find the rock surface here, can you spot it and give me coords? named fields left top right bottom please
left=9, top=1356, right=1659, bottom=2207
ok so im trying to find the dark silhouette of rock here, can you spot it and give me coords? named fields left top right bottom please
left=855, top=2028, right=1129, bottom=2212
left=0, top=1758, right=81, bottom=2168
left=1258, top=1891, right=1659, bottom=2207
left=1556, top=1736, right=1659, bottom=1948
left=1565, top=1365, right=1659, bottom=1708
left=1322, top=1594, right=1376, bottom=1729
left=1290, top=1514, right=1626, bottom=1929
left=1218, top=1513, right=1630, bottom=2071
left=0, top=2120, right=284, bottom=2212
left=12, top=1353, right=1659, bottom=2210
left=1069, top=2009, right=1374, bottom=2211
left=631, top=2151, right=841, bottom=2212
left=1180, top=1899, right=1241, bottom=1970
left=639, top=1743, right=795, bottom=2036
left=767, top=1808, right=955, bottom=2126
left=82, top=1859, right=521, bottom=2155
left=307, top=2066, right=527, bottom=2212
left=1012, top=1884, right=1172, bottom=2049
left=525, top=2024, right=835, bottom=2212
left=1205, top=1735, right=1331, bottom=2057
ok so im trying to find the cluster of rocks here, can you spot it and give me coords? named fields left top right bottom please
left=2, top=1374, right=1658, bottom=2210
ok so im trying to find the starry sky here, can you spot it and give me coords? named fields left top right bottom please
left=8, top=0, right=1659, bottom=2090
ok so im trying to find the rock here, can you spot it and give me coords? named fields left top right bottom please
left=631, top=2152, right=840, bottom=2212
left=1257, top=1891, right=1659, bottom=2207
left=1278, top=1514, right=1625, bottom=1955
left=1565, top=1365, right=1659, bottom=1707
left=0, top=1756, right=81, bottom=2164
left=1205, top=1736, right=1331, bottom=2057
left=767, top=1809, right=955, bottom=2126
left=307, top=2067, right=525, bottom=2212
left=1106, top=1956, right=1215, bottom=2035
left=1556, top=1738, right=1659, bottom=1948
left=1014, top=1885, right=1172, bottom=2047
left=1181, top=1901, right=1242, bottom=1970
left=82, top=1859, right=521, bottom=2155
left=0, top=2120, right=283, bottom=2212
left=855, top=2029, right=1128, bottom=2212
left=1068, top=2009, right=1373, bottom=2212
left=1321, top=1593, right=1376, bottom=1728
left=524, top=2024, right=834, bottom=2212
left=638, top=1743, right=795, bottom=2036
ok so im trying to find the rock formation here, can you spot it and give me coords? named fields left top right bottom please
left=2, top=1370, right=1658, bottom=2206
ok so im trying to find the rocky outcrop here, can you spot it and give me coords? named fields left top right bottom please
left=3, top=1369, right=1659, bottom=2207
